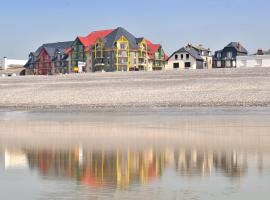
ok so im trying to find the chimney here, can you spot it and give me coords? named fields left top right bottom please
left=237, top=42, right=241, bottom=49
left=186, top=43, right=192, bottom=48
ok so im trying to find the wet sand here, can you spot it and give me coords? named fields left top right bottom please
left=1, top=108, right=270, bottom=152
left=0, top=68, right=270, bottom=110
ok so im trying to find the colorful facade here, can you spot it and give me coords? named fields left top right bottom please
left=25, top=41, right=73, bottom=75
left=25, top=27, right=168, bottom=75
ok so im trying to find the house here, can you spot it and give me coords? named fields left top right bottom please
left=213, top=42, right=248, bottom=68
left=236, top=49, right=270, bottom=68
left=145, top=39, right=168, bottom=71
left=191, top=44, right=212, bottom=69
left=91, top=27, right=139, bottom=72
left=67, top=27, right=167, bottom=72
left=25, top=41, right=73, bottom=75
left=167, top=45, right=206, bottom=70
left=67, top=29, right=114, bottom=73
left=24, top=27, right=167, bottom=75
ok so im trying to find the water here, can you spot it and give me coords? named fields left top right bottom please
left=0, top=108, right=270, bottom=200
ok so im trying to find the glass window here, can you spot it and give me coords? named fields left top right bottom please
left=175, top=54, right=178, bottom=60
left=186, top=54, right=190, bottom=60
left=227, top=52, right=233, bottom=58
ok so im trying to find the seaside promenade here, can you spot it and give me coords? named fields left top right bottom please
left=0, top=68, right=270, bottom=110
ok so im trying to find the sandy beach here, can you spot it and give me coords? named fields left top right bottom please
left=0, top=68, right=270, bottom=110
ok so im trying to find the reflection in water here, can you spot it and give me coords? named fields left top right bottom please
left=2, top=146, right=267, bottom=189
left=24, top=147, right=166, bottom=188
left=1, top=109, right=270, bottom=199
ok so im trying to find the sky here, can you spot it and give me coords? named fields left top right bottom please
left=0, top=0, right=270, bottom=59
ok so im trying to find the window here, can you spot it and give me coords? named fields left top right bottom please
left=185, top=62, right=191, bottom=69
left=256, top=59, right=262, bottom=66
left=186, top=54, right=190, bottom=60
left=181, top=54, right=183, bottom=60
left=173, top=63, right=179, bottom=69
left=227, top=52, right=233, bottom=58
left=175, top=54, right=178, bottom=60
left=217, top=53, right=221, bottom=58
left=217, top=61, right=221, bottom=67
left=201, top=51, right=205, bottom=56
left=120, top=43, right=126, bottom=49
left=107, top=57, right=110, bottom=65
left=79, top=45, right=83, bottom=51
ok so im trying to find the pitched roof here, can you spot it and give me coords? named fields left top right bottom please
left=169, top=47, right=204, bottom=61
left=145, top=39, right=161, bottom=59
left=104, top=27, right=139, bottom=49
left=43, top=47, right=56, bottom=57
left=77, top=29, right=114, bottom=47
left=192, top=44, right=210, bottom=52
left=35, top=41, right=73, bottom=53
left=224, top=42, right=248, bottom=53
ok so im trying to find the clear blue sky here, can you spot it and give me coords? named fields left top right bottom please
left=1, top=0, right=270, bottom=59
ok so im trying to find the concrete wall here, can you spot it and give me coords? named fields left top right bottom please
left=1, top=57, right=27, bottom=70
left=167, top=52, right=197, bottom=70
left=236, top=55, right=270, bottom=68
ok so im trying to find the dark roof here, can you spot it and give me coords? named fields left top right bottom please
left=169, top=47, right=203, bottom=61
left=254, top=49, right=270, bottom=55
left=224, top=42, right=248, bottom=53
left=103, top=27, right=139, bottom=49
left=35, top=41, right=73, bottom=54
left=136, top=37, right=144, bottom=44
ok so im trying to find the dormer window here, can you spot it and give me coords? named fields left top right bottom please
left=217, top=53, right=221, bottom=58
left=227, top=52, right=233, bottom=58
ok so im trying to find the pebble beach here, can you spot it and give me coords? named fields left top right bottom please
left=0, top=68, right=270, bottom=110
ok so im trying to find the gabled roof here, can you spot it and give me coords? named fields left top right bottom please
left=35, top=41, right=73, bottom=54
left=136, top=37, right=144, bottom=44
left=191, top=44, right=210, bottom=52
left=145, top=39, right=161, bottom=59
left=224, top=42, right=248, bottom=53
left=77, top=29, right=114, bottom=47
left=169, top=47, right=204, bottom=61
left=104, top=27, right=139, bottom=49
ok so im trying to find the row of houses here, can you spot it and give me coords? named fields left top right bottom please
left=24, top=27, right=270, bottom=75
left=166, top=42, right=270, bottom=70
left=25, top=27, right=168, bottom=75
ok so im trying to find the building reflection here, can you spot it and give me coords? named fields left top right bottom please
left=4, top=146, right=265, bottom=188
left=174, top=149, right=248, bottom=177
left=26, top=147, right=166, bottom=188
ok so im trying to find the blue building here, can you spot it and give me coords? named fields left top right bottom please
left=213, top=42, right=248, bottom=68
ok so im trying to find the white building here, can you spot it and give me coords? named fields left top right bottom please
left=167, top=46, right=204, bottom=70
left=166, top=44, right=212, bottom=70
left=236, top=54, right=270, bottom=68
left=1, top=57, right=27, bottom=70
